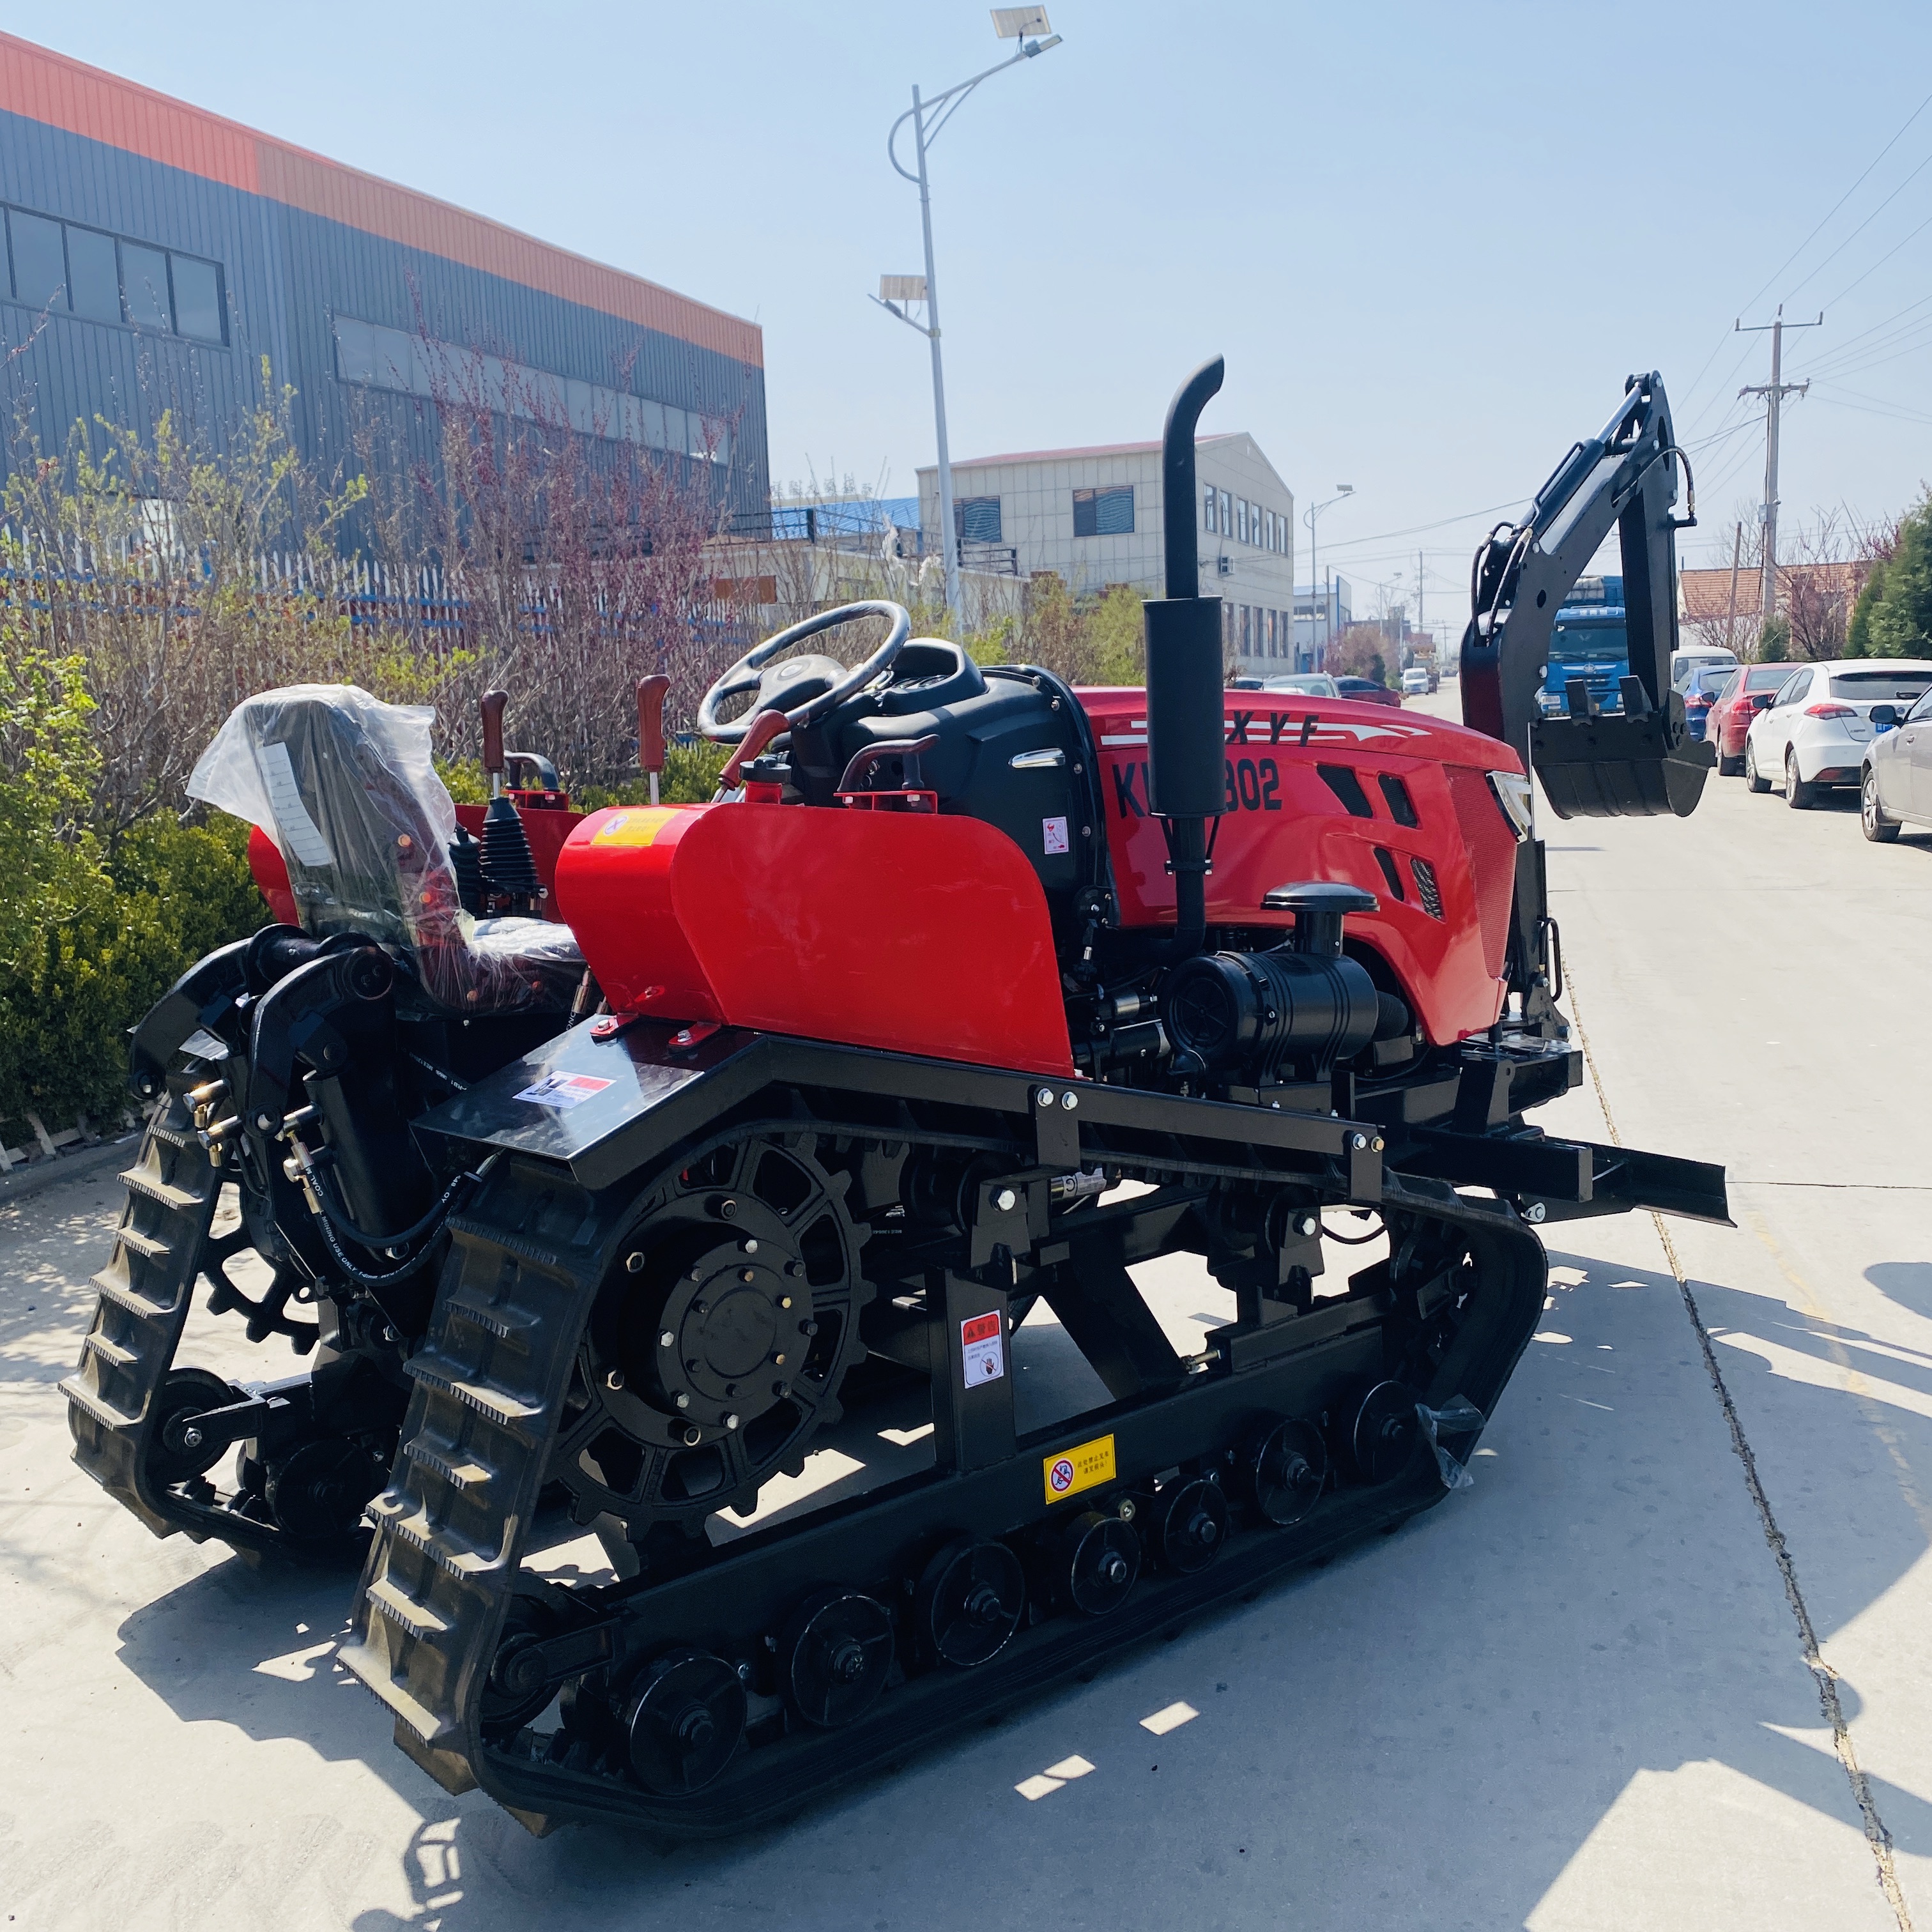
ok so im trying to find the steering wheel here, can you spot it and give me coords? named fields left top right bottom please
left=698, top=601, right=912, bottom=743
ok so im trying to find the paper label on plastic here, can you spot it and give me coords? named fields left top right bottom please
left=960, top=1312, right=1006, bottom=1389
left=593, top=808, right=677, bottom=848
left=1043, top=1432, right=1116, bottom=1505
left=260, top=740, right=333, bottom=867
left=1041, top=815, right=1070, bottom=855
left=512, top=1072, right=615, bottom=1110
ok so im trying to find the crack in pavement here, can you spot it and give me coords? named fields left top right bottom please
left=1565, top=963, right=1915, bottom=1932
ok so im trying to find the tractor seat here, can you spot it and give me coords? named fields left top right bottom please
left=188, top=684, right=583, bottom=1012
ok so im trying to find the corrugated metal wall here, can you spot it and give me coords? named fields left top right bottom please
left=0, top=91, right=768, bottom=531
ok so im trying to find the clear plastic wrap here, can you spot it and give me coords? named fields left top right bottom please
left=1416, top=1395, right=1484, bottom=1492
left=188, top=684, right=581, bottom=1011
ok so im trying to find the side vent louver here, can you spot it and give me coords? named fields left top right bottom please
left=1373, top=847, right=1407, bottom=903
left=1376, top=773, right=1420, bottom=826
left=1411, top=855, right=1443, bottom=919
left=1317, top=764, right=1374, bottom=818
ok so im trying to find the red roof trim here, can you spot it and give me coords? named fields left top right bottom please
left=0, top=33, right=762, bottom=367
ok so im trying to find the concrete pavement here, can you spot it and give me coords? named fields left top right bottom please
left=3, top=698, right=1926, bottom=1929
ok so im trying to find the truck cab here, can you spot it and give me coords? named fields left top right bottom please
left=1538, top=574, right=1629, bottom=716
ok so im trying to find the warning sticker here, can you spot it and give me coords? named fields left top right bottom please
left=512, top=1072, right=615, bottom=1110
left=1041, top=815, right=1070, bottom=855
left=961, top=1312, right=1006, bottom=1389
left=1043, top=1432, right=1116, bottom=1506
left=592, top=807, right=678, bottom=847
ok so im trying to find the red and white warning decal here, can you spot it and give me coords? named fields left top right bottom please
left=1041, top=815, right=1070, bottom=855
left=960, top=1310, right=1006, bottom=1389
left=512, top=1071, right=615, bottom=1110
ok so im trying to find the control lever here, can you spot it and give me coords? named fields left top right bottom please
left=480, top=689, right=508, bottom=798
left=721, top=709, right=791, bottom=790
left=636, top=675, right=670, bottom=806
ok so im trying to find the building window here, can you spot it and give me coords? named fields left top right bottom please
left=1218, top=489, right=1231, bottom=539
left=1072, top=485, right=1133, bottom=537
left=1, top=203, right=226, bottom=343
left=1235, top=498, right=1247, bottom=545
left=1262, top=509, right=1273, bottom=553
left=1203, top=482, right=1217, bottom=534
left=1266, top=609, right=1276, bottom=656
left=332, top=314, right=728, bottom=463
left=956, top=496, right=1003, bottom=543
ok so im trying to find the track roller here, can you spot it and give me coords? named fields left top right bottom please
left=1151, top=1475, right=1230, bottom=1573
left=781, top=1588, right=894, bottom=1728
left=480, top=1597, right=564, bottom=1737
left=623, top=1650, right=747, bottom=1795
left=1349, top=1380, right=1423, bottom=1484
left=1055, top=1508, right=1142, bottom=1616
left=1237, top=1417, right=1329, bottom=1526
left=916, top=1537, right=1027, bottom=1666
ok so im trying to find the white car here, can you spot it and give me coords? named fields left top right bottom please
left=1745, top=658, right=1932, bottom=808
left=1671, top=645, right=1739, bottom=691
left=1400, top=667, right=1430, bottom=696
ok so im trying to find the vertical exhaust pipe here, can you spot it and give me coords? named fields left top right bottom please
left=1144, top=356, right=1228, bottom=958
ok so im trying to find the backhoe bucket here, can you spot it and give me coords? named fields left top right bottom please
left=1530, top=710, right=1714, bottom=818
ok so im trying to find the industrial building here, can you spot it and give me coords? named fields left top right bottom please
left=0, top=33, right=767, bottom=526
left=917, top=434, right=1296, bottom=673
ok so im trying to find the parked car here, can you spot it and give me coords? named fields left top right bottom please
left=1401, top=666, right=1431, bottom=697
left=1682, top=663, right=1737, bottom=743
left=1334, top=675, right=1403, bottom=709
left=1706, top=663, right=1802, bottom=776
left=1860, top=687, right=1932, bottom=839
left=1745, top=658, right=1932, bottom=808
left=1671, top=644, right=1739, bottom=691
left=1261, top=673, right=1340, bottom=698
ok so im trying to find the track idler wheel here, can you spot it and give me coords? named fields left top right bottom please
left=916, top=1537, right=1026, bottom=1667
left=263, top=1438, right=386, bottom=1543
left=1349, top=1380, right=1424, bottom=1485
left=623, top=1649, right=747, bottom=1795
left=144, top=1368, right=237, bottom=1486
left=1151, top=1475, right=1230, bottom=1573
left=480, top=1597, right=563, bottom=1737
left=1237, top=1417, right=1329, bottom=1526
left=1056, top=1508, right=1141, bottom=1616
left=781, top=1588, right=894, bottom=1728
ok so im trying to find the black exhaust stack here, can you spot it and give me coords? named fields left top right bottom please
left=1144, top=356, right=1229, bottom=958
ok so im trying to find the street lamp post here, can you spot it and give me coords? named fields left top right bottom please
left=875, top=9, right=1063, bottom=638
left=1301, top=485, right=1354, bottom=668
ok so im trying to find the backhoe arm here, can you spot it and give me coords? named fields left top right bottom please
left=1459, top=372, right=1710, bottom=820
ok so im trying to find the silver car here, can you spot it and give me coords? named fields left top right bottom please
left=1861, top=684, right=1932, bottom=841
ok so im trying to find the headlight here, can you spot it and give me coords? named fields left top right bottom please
left=1487, top=769, right=1534, bottom=841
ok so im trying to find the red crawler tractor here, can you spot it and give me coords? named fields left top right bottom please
left=65, top=358, right=1724, bottom=1834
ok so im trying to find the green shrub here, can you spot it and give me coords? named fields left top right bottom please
left=0, top=648, right=264, bottom=1133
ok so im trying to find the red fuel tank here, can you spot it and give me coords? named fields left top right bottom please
left=554, top=801, right=1075, bottom=1078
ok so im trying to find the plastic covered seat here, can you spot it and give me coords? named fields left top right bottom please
left=188, top=684, right=583, bottom=1011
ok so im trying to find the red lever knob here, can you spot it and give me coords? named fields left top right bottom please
left=636, top=675, right=670, bottom=774
left=479, top=689, right=508, bottom=776
left=720, top=709, right=790, bottom=789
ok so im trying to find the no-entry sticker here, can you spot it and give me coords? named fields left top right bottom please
left=961, top=1311, right=1006, bottom=1389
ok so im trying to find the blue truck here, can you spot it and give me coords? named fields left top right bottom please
left=1538, top=574, right=1629, bottom=716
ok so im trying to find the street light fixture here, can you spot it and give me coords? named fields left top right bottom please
left=874, top=11, right=1064, bottom=636
left=1302, top=484, right=1354, bottom=668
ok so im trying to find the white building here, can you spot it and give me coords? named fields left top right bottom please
left=917, top=434, right=1297, bottom=673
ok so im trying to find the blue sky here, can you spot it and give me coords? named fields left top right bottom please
left=33, top=1, right=1932, bottom=621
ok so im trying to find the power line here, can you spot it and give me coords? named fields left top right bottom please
left=1318, top=497, right=1527, bottom=551
left=1785, top=146, right=1932, bottom=305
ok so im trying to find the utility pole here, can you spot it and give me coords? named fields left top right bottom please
left=1724, top=520, right=1743, bottom=657
left=1737, top=307, right=1820, bottom=631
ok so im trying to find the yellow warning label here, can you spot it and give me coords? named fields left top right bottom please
left=592, top=807, right=678, bottom=848
left=1043, top=1433, right=1117, bottom=1506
